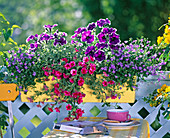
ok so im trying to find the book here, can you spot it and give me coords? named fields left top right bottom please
left=53, top=120, right=109, bottom=135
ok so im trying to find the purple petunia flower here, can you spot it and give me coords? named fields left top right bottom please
left=81, top=31, right=94, bottom=44
left=94, top=50, right=105, bottom=61
left=96, top=43, right=108, bottom=49
left=98, top=33, right=107, bottom=43
left=85, top=46, right=96, bottom=57
left=109, top=33, right=120, bottom=45
left=87, top=22, right=96, bottom=30
left=97, top=18, right=111, bottom=27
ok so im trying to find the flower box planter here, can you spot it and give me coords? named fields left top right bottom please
left=20, top=76, right=136, bottom=103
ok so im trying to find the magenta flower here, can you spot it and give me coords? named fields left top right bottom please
left=55, top=107, right=60, bottom=113
left=90, top=63, right=96, bottom=71
left=44, top=71, right=49, bottom=76
left=63, top=73, right=70, bottom=79
left=102, top=80, right=108, bottom=87
left=48, top=107, right=53, bottom=112
left=70, top=69, right=77, bottom=76
left=54, top=71, right=62, bottom=77
left=64, top=91, right=71, bottom=96
left=66, top=104, right=72, bottom=111
left=108, top=80, right=115, bottom=85
left=64, top=63, right=71, bottom=70
left=83, top=57, right=89, bottom=63
left=69, top=78, right=74, bottom=83
left=81, top=68, right=88, bottom=74
left=78, top=78, right=84, bottom=86
left=70, top=61, right=76, bottom=67
left=54, top=83, right=59, bottom=88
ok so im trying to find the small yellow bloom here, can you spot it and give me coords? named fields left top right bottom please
left=157, top=36, right=163, bottom=45
left=164, top=25, right=170, bottom=34
left=161, top=84, right=167, bottom=90
left=164, top=94, right=168, bottom=97
left=157, top=89, right=161, bottom=93
left=0, top=80, right=4, bottom=84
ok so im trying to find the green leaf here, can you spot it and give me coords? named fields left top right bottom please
left=0, top=12, right=6, bottom=21
left=12, top=25, right=21, bottom=29
left=2, top=29, right=10, bottom=41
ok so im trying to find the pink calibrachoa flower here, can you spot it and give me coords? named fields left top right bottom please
left=55, top=107, right=60, bottom=113
left=63, top=73, right=70, bottom=79
left=64, top=117, right=72, bottom=121
left=48, top=107, right=53, bottom=112
left=74, top=48, right=79, bottom=52
left=44, top=71, right=49, bottom=76
left=89, top=70, right=94, bottom=75
left=103, top=72, right=108, bottom=77
left=90, top=63, right=96, bottom=71
left=83, top=57, right=89, bottom=63
left=69, top=78, right=74, bottom=83
left=108, top=80, right=115, bottom=85
left=90, top=56, right=94, bottom=61
left=36, top=104, right=41, bottom=108
left=72, top=92, right=79, bottom=98
left=70, top=61, right=76, bottom=67
left=61, top=58, right=68, bottom=63
left=111, top=95, right=117, bottom=99
left=54, top=71, right=62, bottom=77
left=66, top=104, right=72, bottom=111
left=81, top=68, right=88, bottom=74
left=64, top=63, right=71, bottom=69
left=76, top=108, right=84, bottom=117
left=78, top=78, right=84, bottom=86
left=64, top=90, right=70, bottom=96
left=70, top=69, right=77, bottom=76
left=78, top=61, right=83, bottom=67
left=102, top=80, right=108, bottom=87
left=77, top=97, right=83, bottom=104
left=54, top=83, right=59, bottom=88
left=54, top=89, right=60, bottom=96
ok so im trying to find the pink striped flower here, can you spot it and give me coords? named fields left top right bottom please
left=70, top=69, right=77, bottom=76
left=83, top=57, right=89, bottom=63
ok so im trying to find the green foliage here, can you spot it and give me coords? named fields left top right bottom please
left=0, top=12, right=20, bottom=65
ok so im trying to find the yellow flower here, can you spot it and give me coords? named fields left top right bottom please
left=164, top=25, right=170, bottom=34
left=163, top=33, right=170, bottom=44
left=157, top=36, right=163, bottom=45
left=157, top=89, right=161, bottom=93
left=0, top=80, right=4, bottom=84
left=161, top=84, right=167, bottom=90
left=164, top=94, right=168, bottom=98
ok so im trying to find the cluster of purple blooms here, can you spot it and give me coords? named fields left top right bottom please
left=101, top=38, right=165, bottom=82
left=71, top=18, right=121, bottom=62
left=6, top=48, right=39, bottom=91
left=27, top=24, right=67, bottom=51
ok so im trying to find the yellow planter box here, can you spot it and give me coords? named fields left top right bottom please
left=21, top=76, right=135, bottom=103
